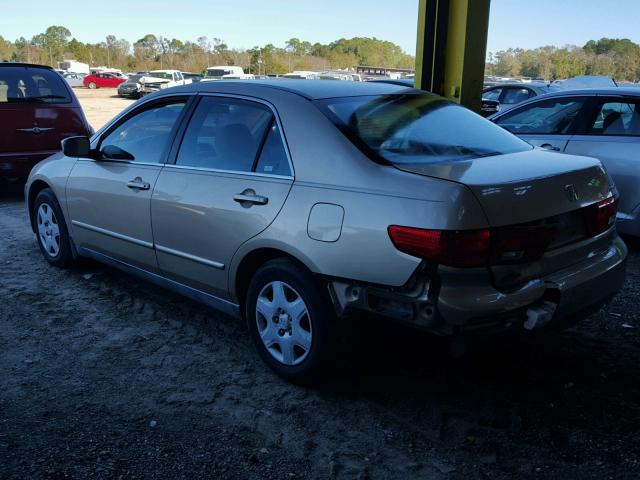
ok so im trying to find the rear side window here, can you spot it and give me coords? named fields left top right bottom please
left=177, top=96, right=291, bottom=175
left=588, top=100, right=640, bottom=136
left=482, top=88, right=502, bottom=101
left=495, top=98, right=585, bottom=134
left=0, top=66, right=71, bottom=104
left=502, top=87, right=533, bottom=104
left=315, top=94, right=530, bottom=165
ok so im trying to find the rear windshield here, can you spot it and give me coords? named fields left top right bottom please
left=205, top=69, right=228, bottom=78
left=315, top=94, right=531, bottom=165
left=0, top=66, right=72, bottom=104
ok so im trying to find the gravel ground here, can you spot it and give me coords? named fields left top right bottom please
left=1, top=183, right=640, bottom=480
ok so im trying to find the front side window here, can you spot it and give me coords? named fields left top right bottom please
left=176, top=96, right=289, bottom=174
left=495, top=97, right=585, bottom=134
left=589, top=100, right=640, bottom=136
left=99, top=101, right=186, bottom=163
left=315, top=94, right=530, bottom=165
left=0, top=67, right=71, bottom=104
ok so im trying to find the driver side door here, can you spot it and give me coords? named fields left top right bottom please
left=66, top=97, right=190, bottom=272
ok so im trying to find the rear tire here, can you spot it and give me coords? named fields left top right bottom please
left=87, top=82, right=97, bottom=89
left=245, top=259, right=339, bottom=384
left=33, top=188, right=74, bottom=268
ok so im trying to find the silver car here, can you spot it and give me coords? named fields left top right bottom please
left=489, top=88, right=640, bottom=235
left=62, top=72, right=85, bottom=88
left=25, top=80, right=627, bottom=382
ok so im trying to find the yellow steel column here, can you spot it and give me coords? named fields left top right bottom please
left=415, top=0, right=491, bottom=112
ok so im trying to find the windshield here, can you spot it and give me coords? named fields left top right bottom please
left=126, top=75, right=143, bottom=83
left=315, top=94, right=531, bottom=165
left=0, top=67, right=72, bottom=104
left=148, top=72, right=172, bottom=80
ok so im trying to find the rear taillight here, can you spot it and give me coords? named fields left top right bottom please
left=388, top=226, right=491, bottom=267
left=491, top=226, right=556, bottom=264
left=388, top=225, right=556, bottom=268
left=584, top=197, right=617, bottom=236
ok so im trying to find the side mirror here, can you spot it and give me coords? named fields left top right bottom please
left=101, top=145, right=135, bottom=161
left=61, top=136, right=91, bottom=157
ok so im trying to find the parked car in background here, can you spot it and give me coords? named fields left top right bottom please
left=138, top=70, right=190, bottom=94
left=83, top=72, right=127, bottom=89
left=481, top=82, right=562, bottom=116
left=0, top=63, right=92, bottom=181
left=26, top=80, right=626, bottom=382
left=182, top=72, right=203, bottom=83
left=202, top=66, right=245, bottom=81
left=117, top=74, right=145, bottom=98
left=490, top=88, right=640, bottom=235
left=62, top=72, right=85, bottom=88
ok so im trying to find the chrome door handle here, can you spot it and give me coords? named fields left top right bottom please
left=233, top=193, right=269, bottom=205
left=541, top=144, right=560, bottom=152
left=127, top=179, right=150, bottom=190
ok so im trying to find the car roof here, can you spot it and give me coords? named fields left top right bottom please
left=0, top=62, right=53, bottom=70
left=484, top=82, right=553, bottom=89
left=179, top=79, right=415, bottom=100
left=536, top=87, right=640, bottom=97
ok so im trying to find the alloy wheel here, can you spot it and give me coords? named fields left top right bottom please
left=255, top=281, right=313, bottom=366
left=37, top=203, right=61, bottom=257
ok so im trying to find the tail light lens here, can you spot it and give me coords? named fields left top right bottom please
left=387, top=226, right=491, bottom=267
left=584, top=197, right=617, bottom=236
left=388, top=225, right=556, bottom=268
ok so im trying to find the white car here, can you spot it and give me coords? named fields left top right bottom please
left=139, top=70, right=191, bottom=94
left=202, top=66, right=245, bottom=81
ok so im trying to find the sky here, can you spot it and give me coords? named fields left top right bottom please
left=1, top=0, right=639, bottom=55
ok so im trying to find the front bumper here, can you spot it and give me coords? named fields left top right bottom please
left=330, top=234, right=627, bottom=335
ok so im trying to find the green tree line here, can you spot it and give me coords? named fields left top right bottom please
left=486, top=38, right=640, bottom=82
left=0, top=26, right=414, bottom=74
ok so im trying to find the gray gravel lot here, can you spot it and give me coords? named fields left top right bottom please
left=1, top=183, right=640, bottom=479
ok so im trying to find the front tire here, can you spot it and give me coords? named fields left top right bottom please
left=33, top=188, right=74, bottom=268
left=246, top=259, right=338, bottom=383
left=87, top=82, right=97, bottom=89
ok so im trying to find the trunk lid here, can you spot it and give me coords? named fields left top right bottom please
left=395, top=148, right=613, bottom=227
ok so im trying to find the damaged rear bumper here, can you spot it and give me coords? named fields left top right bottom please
left=329, top=235, right=627, bottom=335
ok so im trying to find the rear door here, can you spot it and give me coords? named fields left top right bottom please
left=151, top=95, right=294, bottom=298
left=67, top=96, right=191, bottom=272
left=564, top=96, right=640, bottom=223
left=492, top=96, right=588, bottom=152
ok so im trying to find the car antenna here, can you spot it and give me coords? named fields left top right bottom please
left=612, top=77, right=618, bottom=87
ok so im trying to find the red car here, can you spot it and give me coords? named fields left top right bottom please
left=0, top=63, right=92, bottom=181
left=83, top=72, right=127, bottom=89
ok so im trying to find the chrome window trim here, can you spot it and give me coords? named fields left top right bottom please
left=76, top=158, right=164, bottom=168
left=155, top=244, right=225, bottom=270
left=162, top=163, right=293, bottom=180
left=172, top=92, right=295, bottom=178
left=71, top=220, right=154, bottom=249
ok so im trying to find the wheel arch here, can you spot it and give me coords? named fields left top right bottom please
left=232, top=246, right=318, bottom=316
left=27, top=179, right=53, bottom=233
